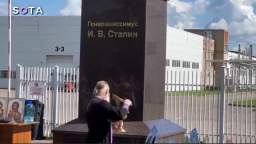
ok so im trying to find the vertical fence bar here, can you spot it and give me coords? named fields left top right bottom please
left=16, top=64, right=21, bottom=98
left=252, top=69, right=256, bottom=143
left=72, top=68, right=75, bottom=119
left=38, top=67, right=41, bottom=100
left=20, top=65, right=24, bottom=98
left=166, top=70, right=169, bottom=119
left=26, top=67, right=29, bottom=99
left=250, top=68, right=253, bottom=143
left=206, top=69, right=210, bottom=143
left=178, top=70, right=181, bottom=125
left=216, top=69, right=220, bottom=142
left=168, top=69, right=171, bottom=120
left=57, top=66, right=60, bottom=127
left=41, top=67, right=45, bottom=135
left=235, top=67, right=239, bottom=143
left=50, top=67, right=54, bottom=135
left=44, top=67, right=48, bottom=137
left=215, top=70, right=218, bottom=143
left=187, top=70, right=190, bottom=130
left=34, top=67, right=38, bottom=99
left=76, top=68, right=79, bottom=118
left=225, top=67, right=229, bottom=141
left=61, top=67, right=65, bottom=124
left=52, top=66, right=59, bottom=128
left=23, top=66, right=26, bottom=99
left=199, top=71, right=202, bottom=137
left=203, top=69, right=206, bottom=138
left=186, top=70, right=189, bottom=130
left=195, top=71, right=198, bottom=139
left=240, top=70, right=243, bottom=143
left=182, top=71, right=185, bottom=126
left=245, top=69, right=248, bottom=143
left=167, top=70, right=169, bottom=119
left=170, top=70, right=173, bottom=120
left=66, top=67, right=69, bottom=123
left=174, top=71, right=177, bottom=122
left=64, top=67, right=67, bottom=123
left=68, top=68, right=72, bottom=122
left=210, top=68, right=214, bottom=143
left=219, top=65, right=226, bottom=143
left=64, top=67, right=67, bottom=124
left=231, top=67, right=234, bottom=141
left=190, top=71, right=194, bottom=135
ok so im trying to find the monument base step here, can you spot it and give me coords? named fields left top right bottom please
left=52, top=119, right=186, bottom=143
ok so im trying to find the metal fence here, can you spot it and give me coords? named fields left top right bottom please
left=16, top=65, right=79, bottom=137
left=16, top=64, right=256, bottom=142
left=164, top=65, right=256, bottom=143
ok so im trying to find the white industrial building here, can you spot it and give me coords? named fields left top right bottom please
left=0, top=16, right=81, bottom=88
left=166, top=27, right=204, bottom=91
left=226, top=51, right=256, bottom=88
left=227, top=50, right=256, bottom=71
left=0, top=16, right=205, bottom=90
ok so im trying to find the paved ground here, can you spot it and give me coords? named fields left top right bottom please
left=165, top=92, right=256, bottom=143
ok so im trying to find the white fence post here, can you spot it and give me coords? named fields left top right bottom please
left=15, top=64, right=22, bottom=98
left=219, top=65, right=226, bottom=143
left=52, top=66, right=59, bottom=128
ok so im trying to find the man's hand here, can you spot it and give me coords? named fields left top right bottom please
left=122, top=99, right=132, bottom=114
left=123, top=99, right=132, bottom=107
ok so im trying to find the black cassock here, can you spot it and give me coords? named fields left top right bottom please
left=86, top=97, right=124, bottom=143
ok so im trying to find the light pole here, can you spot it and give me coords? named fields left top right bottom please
left=8, top=0, right=12, bottom=100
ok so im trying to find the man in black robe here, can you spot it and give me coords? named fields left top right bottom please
left=86, top=81, right=132, bottom=143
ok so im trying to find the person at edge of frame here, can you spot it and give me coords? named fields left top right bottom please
left=86, top=80, right=132, bottom=143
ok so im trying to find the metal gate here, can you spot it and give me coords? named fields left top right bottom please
left=164, top=64, right=256, bottom=143
left=16, top=65, right=79, bottom=137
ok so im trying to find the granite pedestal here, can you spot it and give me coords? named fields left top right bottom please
left=52, top=0, right=186, bottom=143
left=52, top=119, right=186, bottom=143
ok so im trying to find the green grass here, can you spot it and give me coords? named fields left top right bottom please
left=167, top=90, right=219, bottom=96
left=230, top=99, right=256, bottom=107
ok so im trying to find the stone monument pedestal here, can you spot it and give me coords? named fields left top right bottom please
left=52, top=0, right=186, bottom=143
left=52, top=119, right=186, bottom=143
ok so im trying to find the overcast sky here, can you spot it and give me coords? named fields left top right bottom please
left=0, top=0, right=255, bottom=50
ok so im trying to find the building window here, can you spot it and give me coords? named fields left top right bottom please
left=192, top=62, right=199, bottom=69
left=166, top=59, right=170, bottom=66
left=172, top=60, right=180, bottom=67
left=0, top=70, right=16, bottom=79
left=182, top=61, right=191, bottom=68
